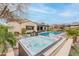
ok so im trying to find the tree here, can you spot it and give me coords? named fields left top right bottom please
left=65, top=28, right=79, bottom=43
left=0, top=3, right=30, bottom=21
left=67, top=28, right=79, bottom=56
left=0, top=25, right=16, bottom=55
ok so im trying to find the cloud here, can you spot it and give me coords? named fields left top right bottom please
left=58, top=11, right=78, bottom=17
left=25, top=3, right=79, bottom=24
left=59, top=11, right=72, bottom=17
left=58, top=4, right=79, bottom=18
left=28, top=4, right=57, bottom=14
left=28, top=7, right=48, bottom=14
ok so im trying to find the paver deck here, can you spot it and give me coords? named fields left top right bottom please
left=55, top=38, right=73, bottom=56
left=6, top=43, right=14, bottom=56
left=6, top=48, right=14, bottom=56
left=43, top=38, right=66, bottom=56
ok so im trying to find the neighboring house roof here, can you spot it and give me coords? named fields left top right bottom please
left=37, top=23, right=49, bottom=27
left=7, top=17, right=30, bottom=23
left=64, top=24, right=79, bottom=27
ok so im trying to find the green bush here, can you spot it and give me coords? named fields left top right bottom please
left=0, top=25, right=16, bottom=55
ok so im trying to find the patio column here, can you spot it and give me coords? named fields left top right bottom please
left=37, top=26, right=41, bottom=32
left=46, top=26, right=48, bottom=31
left=43, top=26, right=45, bottom=31
left=45, top=27, right=47, bottom=31
left=38, top=26, right=40, bottom=32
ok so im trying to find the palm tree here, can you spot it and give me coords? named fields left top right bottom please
left=0, top=25, right=16, bottom=55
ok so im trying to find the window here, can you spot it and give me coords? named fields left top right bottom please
left=26, top=26, right=34, bottom=30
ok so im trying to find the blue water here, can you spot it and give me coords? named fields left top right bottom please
left=20, top=32, right=62, bottom=55
left=39, top=32, right=62, bottom=36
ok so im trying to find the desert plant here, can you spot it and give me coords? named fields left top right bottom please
left=0, top=25, right=16, bottom=55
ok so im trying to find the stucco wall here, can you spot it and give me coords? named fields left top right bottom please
left=21, top=21, right=37, bottom=32
left=7, top=21, right=21, bottom=33
left=70, top=26, right=79, bottom=28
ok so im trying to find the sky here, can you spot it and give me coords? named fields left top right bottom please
left=24, top=3, right=79, bottom=25
left=1, top=3, right=79, bottom=25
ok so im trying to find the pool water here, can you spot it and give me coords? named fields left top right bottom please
left=19, top=32, right=62, bottom=56
left=19, top=36, right=55, bottom=56
left=39, top=32, right=62, bottom=36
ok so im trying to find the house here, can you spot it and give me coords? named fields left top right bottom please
left=7, top=18, right=49, bottom=34
left=64, top=24, right=79, bottom=30
left=7, top=20, right=22, bottom=33
left=49, top=24, right=64, bottom=31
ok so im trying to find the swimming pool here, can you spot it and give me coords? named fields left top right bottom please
left=39, top=32, right=62, bottom=36
left=19, top=32, right=63, bottom=56
left=19, top=36, right=56, bottom=56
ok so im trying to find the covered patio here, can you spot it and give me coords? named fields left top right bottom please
left=37, top=23, right=49, bottom=32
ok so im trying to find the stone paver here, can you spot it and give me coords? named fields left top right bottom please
left=6, top=43, right=14, bottom=56
left=55, top=39, right=73, bottom=56
left=13, top=48, right=19, bottom=56
left=43, top=38, right=66, bottom=56
left=6, top=47, right=14, bottom=56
